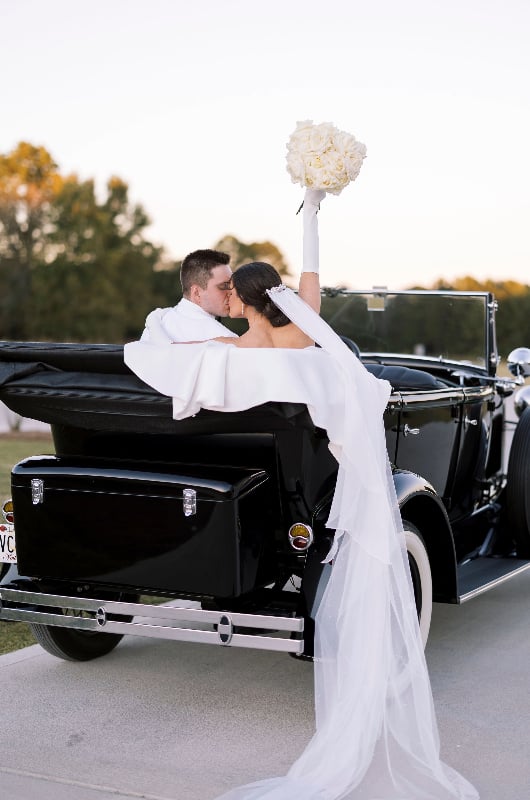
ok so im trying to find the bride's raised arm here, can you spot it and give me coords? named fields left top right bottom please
left=298, top=188, right=326, bottom=314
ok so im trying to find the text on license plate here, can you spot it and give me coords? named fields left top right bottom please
left=0, top=524, right=16, bottom=563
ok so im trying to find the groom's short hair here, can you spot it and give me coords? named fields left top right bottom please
left=180, top=249, right=230, bottom=296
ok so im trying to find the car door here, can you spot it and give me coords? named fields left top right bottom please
left=447, top=384, right=494, bottom=520
left=394, top=388, right=464, bottom=501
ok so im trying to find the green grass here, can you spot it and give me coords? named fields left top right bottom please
left=0, top=620, right=36, bottom=655
left=0, top=431, right=54, bottom=500
left=0, top=431, right=54, bottom=655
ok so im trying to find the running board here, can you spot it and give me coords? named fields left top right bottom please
left=458, top=556, right=530, bottom=602
left=0, top=589, right=304, bottom=655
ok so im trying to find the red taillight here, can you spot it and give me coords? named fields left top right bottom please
left=2, top=499, right=14, bottom=524
left=288, top=523, right=313, bottom=552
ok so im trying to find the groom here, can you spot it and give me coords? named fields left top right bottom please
left=141, top=249, right=238, bottom=343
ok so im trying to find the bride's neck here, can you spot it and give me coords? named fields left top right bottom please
left=245, top=308, right=269, bottom=327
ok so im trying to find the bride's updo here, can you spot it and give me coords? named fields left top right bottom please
left=232, top=262, right=290, bottom=327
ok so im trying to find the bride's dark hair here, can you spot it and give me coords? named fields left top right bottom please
left=232, top=262, right=290, bottom=328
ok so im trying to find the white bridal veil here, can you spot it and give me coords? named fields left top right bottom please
left=191, top=286, right=480, bottom=800
left=211, top=286, right=480, bottom=800
left=124, top=194, right=479, bottom=800
left=124, top=293, right=479, bottom=800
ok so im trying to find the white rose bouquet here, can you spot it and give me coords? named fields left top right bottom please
left=286, top=120, right=367, bottom=196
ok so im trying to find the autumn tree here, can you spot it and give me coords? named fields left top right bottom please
left=214, top=234, right=290, bottom=275
left=149, top=235, right=292, bottom=314
left=0, top=142, right=293, bottom=342
left=0, top=142, right=63, bottom=337
left=0, top=142, right=162, bottom=342
left=429, top=276, right=530, bottom=358
left=30, top=175, right=161, bottom=341
left=433, top=275, right=529, bottom=301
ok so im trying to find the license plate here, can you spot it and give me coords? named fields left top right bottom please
left=0, top=524, right=16, bottom=563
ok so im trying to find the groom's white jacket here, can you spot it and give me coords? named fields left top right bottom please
left=140, top=298, right=237, bottom=344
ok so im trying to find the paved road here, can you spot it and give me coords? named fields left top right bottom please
left=1, top=570, right=530, bottom=800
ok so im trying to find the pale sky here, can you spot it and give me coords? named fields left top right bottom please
left=2, top=0, right=529, bottom=289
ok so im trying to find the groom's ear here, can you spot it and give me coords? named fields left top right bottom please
left=189, top=284, right=201, bottom=305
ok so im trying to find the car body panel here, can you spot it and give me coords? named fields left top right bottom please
left=1, top=288, right=529, bottom=657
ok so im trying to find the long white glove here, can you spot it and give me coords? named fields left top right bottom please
left=302, top=188, right=326, bottom=273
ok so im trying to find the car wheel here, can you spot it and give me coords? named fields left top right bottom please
left=30, top=593, right=137, bottom=661
left=30, top=623, right=124, bottom=661
left=403, top=521, right=432, bottom=647
left=506, top=406, right=530, bottom=557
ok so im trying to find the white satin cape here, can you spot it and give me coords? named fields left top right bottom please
left=124, top=288, right=479, bottom=800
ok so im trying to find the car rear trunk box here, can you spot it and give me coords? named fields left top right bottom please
left=11, top=456, right=272, bottom=597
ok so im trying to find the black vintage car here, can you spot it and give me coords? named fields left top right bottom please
left=1, top=289, right=530, bottom=660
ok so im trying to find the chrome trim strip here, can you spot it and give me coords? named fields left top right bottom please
left=0, top=589, right=304, bottom=654
left=459, top=561, right=530, bottom=603
left=399, top=388, right=464, bottom=406
left=322, top=289, right=491, bottom=298
left=461, top=385, right=494, bottom=401
left=0, top=608, right=95, bottom=629
left=0, top=590, right=303, bottom=631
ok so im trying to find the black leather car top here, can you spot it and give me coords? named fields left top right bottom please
left=0, top=342, right=447, bottom=436
left=364, top=363, right=447, bottom=391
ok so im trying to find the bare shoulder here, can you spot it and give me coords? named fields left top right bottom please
left=236, top=331, right=275, bottom=348
left=272, top=324, right=313, bottom=349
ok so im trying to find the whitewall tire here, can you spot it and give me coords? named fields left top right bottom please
left=404, top=522, right=433, bottom=648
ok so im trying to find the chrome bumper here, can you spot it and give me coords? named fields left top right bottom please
left=0, top=588, right=304, bottom=655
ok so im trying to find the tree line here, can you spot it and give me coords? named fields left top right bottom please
left=0, top=141, right=529, bottom=357
left=0, top=142, right=288, bottom=343
left=428, top=277, right=530, bottom=359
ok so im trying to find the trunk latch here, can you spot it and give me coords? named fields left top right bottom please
left=31, top=479, right=44, bottom=505
left=182, top=488, right=197, bottom=516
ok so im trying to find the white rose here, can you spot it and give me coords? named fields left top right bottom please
left=306, top=123, right=332, bottom=155
left=286, top=120, right=366, bottom=194
left=333, top=130, right=353, bottom=156
left=286, top=152, right=305, bottom=184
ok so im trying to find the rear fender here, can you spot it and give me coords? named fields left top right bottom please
left=301, top=470, right=458, bottom=621
left=394, top=470, right=458, bottom=603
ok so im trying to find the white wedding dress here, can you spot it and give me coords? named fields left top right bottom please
left=124, top=192, right=479, bottom=800
left=124, top=290, right=479, bottom=800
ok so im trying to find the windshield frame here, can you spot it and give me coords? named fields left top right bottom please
left=320, top=288, right=498, bottom=377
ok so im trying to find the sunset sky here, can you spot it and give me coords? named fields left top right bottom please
left=2, top=0, right=529, bottom=289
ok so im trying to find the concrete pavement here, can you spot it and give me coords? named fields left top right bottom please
left=1, top=570, right=530, bottom=800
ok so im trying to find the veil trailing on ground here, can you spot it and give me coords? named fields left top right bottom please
left=123, top=187, right=479, bottom=800
left=213, top=286, right=479, bottom=800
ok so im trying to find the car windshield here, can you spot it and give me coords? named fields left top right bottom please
left=320, top=290, right=490, bottom=369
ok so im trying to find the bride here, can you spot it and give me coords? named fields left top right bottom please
left=127, top=188, right=479, bottom=800
left=218, top=259, right=316, bottom=348
left=184, top=188, right=325, bottom=350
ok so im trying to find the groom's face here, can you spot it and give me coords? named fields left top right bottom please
left=196, top=264, right=233, bottom=317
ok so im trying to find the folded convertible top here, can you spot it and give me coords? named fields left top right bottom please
left=0, top=342, right=311, bottom=435
left=0, top=340, right=446, bottom=437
